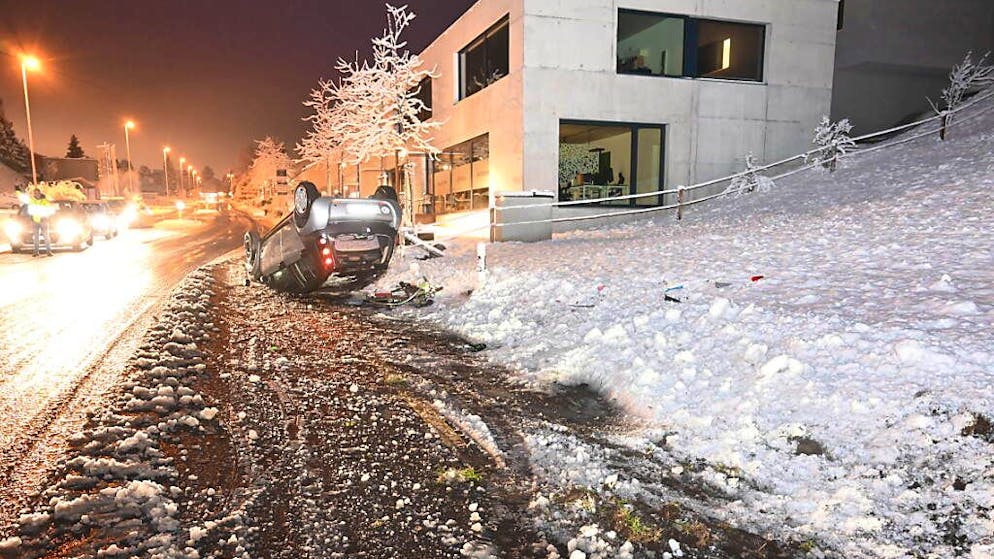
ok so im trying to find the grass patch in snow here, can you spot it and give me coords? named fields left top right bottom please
left=612, top=500, right=662, bottom=544
left=383, top=373, right=408, bottom=386
left=437, top=466, right=482, bottom=484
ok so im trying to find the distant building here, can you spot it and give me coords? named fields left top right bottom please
left=41, top=156, right=99, bottom=183
left=41, top=157, right=101, bottom=199
left=832, top=0, right=994, bottom=134
left=301, top=0, right=840, bottom=224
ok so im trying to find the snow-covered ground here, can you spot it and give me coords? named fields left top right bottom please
left=379, top=98, right=994, bottom=557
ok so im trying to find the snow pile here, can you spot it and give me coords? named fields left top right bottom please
left=0, top=269, right=248, bottom=559
left=378, top=95, right=994, bottom=556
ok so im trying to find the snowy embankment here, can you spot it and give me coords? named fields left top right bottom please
left=0, top=270, right=246, bottom=559
left=380, top=101, right=994, bottom=557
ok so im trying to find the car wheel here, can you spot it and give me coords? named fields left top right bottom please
left=87, top=235, right=95, bottom=247
left=293, top=181, right=321, bottom=229
left=10, top=244, right=21, bottom=254
left=244, top=230, right=262, bottom=279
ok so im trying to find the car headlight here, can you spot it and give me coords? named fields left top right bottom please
left=56, top=219, right=82, bottom=240
left=93, top=215, right=110, bottom=230
left=3, top=221, right=22, bottom=240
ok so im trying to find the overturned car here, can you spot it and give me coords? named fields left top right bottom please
left=244, top=182, right=400, bottom=293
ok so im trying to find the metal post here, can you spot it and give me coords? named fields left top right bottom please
left=940, top=113, right=948, bottom=141
left=124, top=126, right=134, bottom=193
left=21, top=63, right=38, bottom=185
left=162, top=149, right=170, bottom=196
left=325, top=155, right=332, bottom=196
left=677, top=187, right=685, bottom=221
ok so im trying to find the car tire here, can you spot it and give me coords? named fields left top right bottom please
left=293, top=182, right=321, bottom=230
left=87, top=235, right=95, bottom=247
left=10, top=244, right=21, bottom=254
left=244, top=230, right=262, bottom=279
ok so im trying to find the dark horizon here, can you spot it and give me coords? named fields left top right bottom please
left=0, top=0, right=475, bottom=176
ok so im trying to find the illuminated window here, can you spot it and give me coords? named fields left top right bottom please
left=617, top=10, right=765, bottom=82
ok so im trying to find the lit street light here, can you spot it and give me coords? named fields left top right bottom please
left=19, top=54, right=41, bottom=185
left=162, top=147, right=171, bottom=196
left=124, top=121, right=136, bottom=193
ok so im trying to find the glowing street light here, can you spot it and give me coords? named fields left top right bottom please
left=123, top=121, right=136, bottom=193
left=162, top=147, right=171, bottom=196
left=19, top=54, right=42, bottom=185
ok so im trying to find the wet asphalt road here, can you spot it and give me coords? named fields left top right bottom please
left=0, top=211, right=251, bottom=528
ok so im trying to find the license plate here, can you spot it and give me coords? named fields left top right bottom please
left=334, top=237, right=380, bottom=252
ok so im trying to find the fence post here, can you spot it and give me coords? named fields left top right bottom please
left=939, top=113, right=948, bottom=141
left=676, top=187, right=685, bottom=221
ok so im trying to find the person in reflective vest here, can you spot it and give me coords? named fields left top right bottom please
left=27, top=188, right=54, bottom=257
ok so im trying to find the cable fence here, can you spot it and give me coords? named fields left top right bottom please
left=403, top=87, right=994, bottom=242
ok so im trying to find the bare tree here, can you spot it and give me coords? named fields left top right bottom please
left=724, top=154, right=775, bottom=197
left=250, top=137, right=292, bottom=201
left=928, top=51, right=993, bottom=138
left=810, top=116, right=856, bottom=173
left=298, top=4, right=441, bottom=224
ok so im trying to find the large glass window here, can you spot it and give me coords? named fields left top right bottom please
left=459, top=16, right=510, bottom=99
left=413, top=77, right=432, bottom=122
left=558, top=121, right=664, bottom=206
left=617, top=10, right=765, bottom=82
left=432, top=134, right=489, bottom=213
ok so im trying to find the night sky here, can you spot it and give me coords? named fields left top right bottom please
left=0, top=0, right=475, bottom=174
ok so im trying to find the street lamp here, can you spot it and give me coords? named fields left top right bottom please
left=19, top=55, right=41, bottom=185
left=178, top=157, right=186, bottom=193
left=123, top=120, right=136, bottom=193
left=162, top=147, right=171, bottom=196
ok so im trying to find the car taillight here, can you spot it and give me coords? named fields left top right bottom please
left=317, top=237, right=335, bottom=269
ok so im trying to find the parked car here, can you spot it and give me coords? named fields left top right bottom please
left=80, top=201, right=119, bottom=239
left=244, top=182, right=400, bottom=293
left=4, top=200, right=94, bottom=252
left=0, top=193, right=23, bottom=210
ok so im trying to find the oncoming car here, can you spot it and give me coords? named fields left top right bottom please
left=244, top=182, right=401, bottom=293
left=5, top=200, right=94, bottom=252
left=80, top=201, right=119, bottom=239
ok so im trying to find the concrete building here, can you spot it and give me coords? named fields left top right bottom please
left=303, top=0, right=839, bottom=226
left=832, top=0, right=994, bottom=135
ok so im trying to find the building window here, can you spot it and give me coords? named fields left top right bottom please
left=432, top=133, right=489, bottom=213
left=558, top=121, right=665, bottom=206
left=617, top=10, right=765, bottom=82
left=414, top=77, right=432, bottom=122
left=459, top=16, right=509, bottom=99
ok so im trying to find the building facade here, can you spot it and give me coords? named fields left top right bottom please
left=832, top=0, right=994, bottom=135
left=305, top=0, right=839, bottom=223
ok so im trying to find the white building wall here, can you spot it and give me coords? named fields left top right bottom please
left=521, top=0, right=838, bottom=202
left=400, top=0, right=838, bottom=229
left=417, top=0, right=526, bottom=198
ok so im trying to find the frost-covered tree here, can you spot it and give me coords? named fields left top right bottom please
left=250, top=137, right=293, bottom=199
left=724, top=154, right=775, bottom=197
left=810, top=116, right=855, bottom=173
left=930, top=51, right=993, bottom=115
left=298, top=4, right=441, bottom=224
left=66, top=134, right=85, bottom=158
left=928, top=51, right=993, bottom=138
